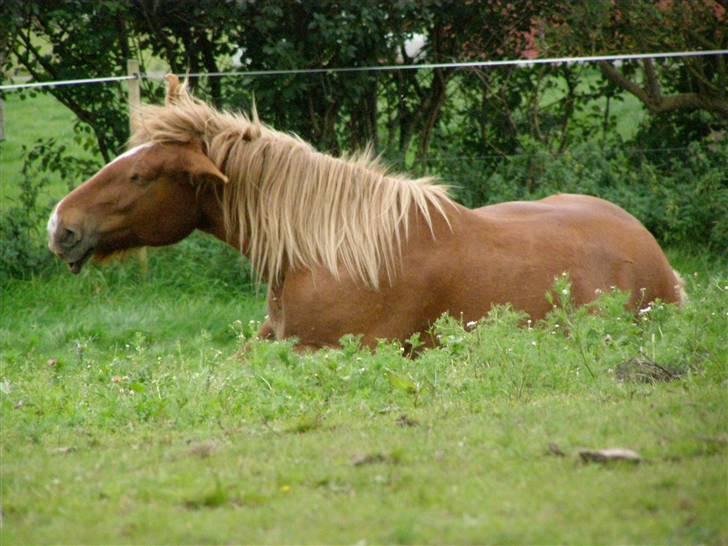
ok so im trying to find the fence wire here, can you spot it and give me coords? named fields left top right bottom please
left=2, top=49, right=726, bottom=92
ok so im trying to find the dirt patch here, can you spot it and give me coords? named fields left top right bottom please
left=579, top=448, right=642, bottom=464
left=396, top=414, right=419, bottom=428
left=351, top=452, right=401, bottom=466
left=616, top=357, right=682, bottom=383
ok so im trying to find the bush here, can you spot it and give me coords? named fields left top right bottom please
left=438, top=139, right=727, bottom=251
left=0, top=139, right=72, bottom=280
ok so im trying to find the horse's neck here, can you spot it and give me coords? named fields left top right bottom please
left=198, top=185, right=239, bottom=248
left=196, top=151, right=456, bottom=288
left=196, top=184, right=282, bottom=280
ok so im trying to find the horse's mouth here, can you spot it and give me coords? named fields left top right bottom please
left=68, top=247, right=95, bottom=274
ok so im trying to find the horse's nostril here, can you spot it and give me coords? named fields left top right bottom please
left=60, top=226, right=81, bottom=248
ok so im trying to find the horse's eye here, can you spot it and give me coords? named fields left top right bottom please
left=130, top=174, right=143, bottom=185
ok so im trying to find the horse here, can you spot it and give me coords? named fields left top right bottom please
left=48, top=75, right=686, bottom=351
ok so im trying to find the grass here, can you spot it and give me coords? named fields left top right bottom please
left=1, top=250, right=726, bottom=544
left=0, top=92, right=99, bottom=207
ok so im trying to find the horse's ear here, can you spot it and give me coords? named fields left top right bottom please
left=185, top=146, right=229, bottom=185
left=165, top=74, right=189, bottom=105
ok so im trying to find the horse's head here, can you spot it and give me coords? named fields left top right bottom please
left=48, top=139, right=227, bottom=273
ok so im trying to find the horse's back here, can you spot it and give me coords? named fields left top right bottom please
left=475, top=194, right=641, bottom=225
left=460, top=194, right=682, bottom=311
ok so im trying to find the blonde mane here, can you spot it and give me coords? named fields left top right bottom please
left=130, top=82, right=454, bottom=288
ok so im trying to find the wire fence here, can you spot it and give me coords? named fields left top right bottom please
left=1, top=49, right=726, bottom=92
left=1, top=49, right=724, bottom=164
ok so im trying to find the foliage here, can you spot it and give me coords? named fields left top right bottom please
left=4, top=1, right=724, bottom=162
left=544, top=0, right=728, bottom=119
left=0, top=138, right=97, bottom=279
left=3, top=1, right=132, bottom=160
left=0, top=0, right=616, bottom=160
left=440, top=139, right=728, bottom=251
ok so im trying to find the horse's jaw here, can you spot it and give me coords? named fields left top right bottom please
left=67, top=246, right=95, bottom=274
left=47, top=240, right=96, bottom=274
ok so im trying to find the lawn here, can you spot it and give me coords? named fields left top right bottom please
left=1, top=249, right=726, bottom=544
left=1, top=91, right=726, bottom=544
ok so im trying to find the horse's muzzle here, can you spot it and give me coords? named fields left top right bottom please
left=48, top=211, right=96, bottom=274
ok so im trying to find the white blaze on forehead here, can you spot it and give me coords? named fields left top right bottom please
left=47, top=202, right=61, bottom=239
left=47, top=143, right=153, bottom=240
left=107, top=142, right=154, bottom=166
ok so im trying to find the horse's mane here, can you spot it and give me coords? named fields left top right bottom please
left=130, top=81, right=454, bottom=289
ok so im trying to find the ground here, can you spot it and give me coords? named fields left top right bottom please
left=1, top=252, right=726, bottom=543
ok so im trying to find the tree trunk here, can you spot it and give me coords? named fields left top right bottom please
left=599, top=60, right=728, bottom=118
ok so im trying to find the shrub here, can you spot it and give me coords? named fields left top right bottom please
left=438, top=139, right=727, bottom=251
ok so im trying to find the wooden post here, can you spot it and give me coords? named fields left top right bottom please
left=127, top=59, right=148, bottom=276
left=0, top=98, right=5, bottom=142
left=126, top=59, right=141, bottom=132
left=0, top=47, right=6, bottom=142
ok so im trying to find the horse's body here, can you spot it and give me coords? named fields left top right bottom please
left=260, top=194, right=683, bottom=350
left=48, top=76, right=685, bottom=351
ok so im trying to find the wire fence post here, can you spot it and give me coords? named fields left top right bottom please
left=127, top=59, right=141, bottom=132
left=127, top=59, right=148, bottom=276
left=0, top=97, right=5, bottom=142
left=0, top=47, right=5, bottom=141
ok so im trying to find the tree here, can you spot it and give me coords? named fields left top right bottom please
left=4, top=1, right=133, bottom=160
left=3, top=1, right=239, bottom=160
left=545, top=1, right=728, bottom=118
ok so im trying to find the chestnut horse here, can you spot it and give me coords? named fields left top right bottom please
left=48, top=76, right=685, bottom=351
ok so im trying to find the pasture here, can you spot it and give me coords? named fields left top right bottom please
left=1, top=94, right=727, bottom=544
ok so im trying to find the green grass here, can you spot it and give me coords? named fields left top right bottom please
left=0, top=92, right=100, bottom=207
left=1, top=251, right=726, bottom=544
